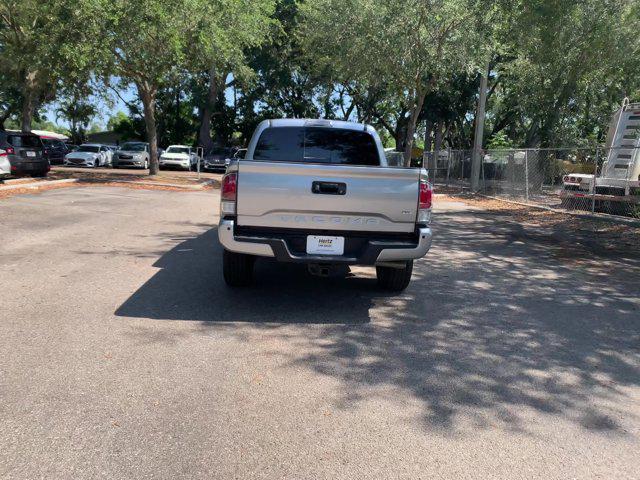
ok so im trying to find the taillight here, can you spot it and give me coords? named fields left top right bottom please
left=417, top=180, right=432, bottom=224
left=220, top=172, right=237, bottom=215
left=221, top=172, right=237, bottom=200
left=5, top=147, right=14, bottom=155
left=419, top=181, right=432, bottom=209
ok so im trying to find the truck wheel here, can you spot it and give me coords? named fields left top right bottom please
left=223, top=249, right=255, bottom=287
left=376, top=260, right=413, bottom=292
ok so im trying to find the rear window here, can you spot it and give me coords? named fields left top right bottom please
left=8, top=135, right=42, bottom=148
left=253, top=127, right=380, bottom=166
left=78, top=145, right=100, bottom=153
left=121, top=143, right=146, bottom=152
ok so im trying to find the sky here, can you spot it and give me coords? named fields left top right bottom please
left=44, top=85, right=138, bottom=131
left=44, top=78, right=237, bottom=132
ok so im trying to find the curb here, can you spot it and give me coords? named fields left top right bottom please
left=0, top=178, right=78, bottom=191
left=479, top=194, right=640, bottom=227
left=100, top=178, right=217, bottom=190
left=0, top=177, right=216, bottom=192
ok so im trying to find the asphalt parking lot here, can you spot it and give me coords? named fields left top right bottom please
left=1, top=186, right=639, bottom=479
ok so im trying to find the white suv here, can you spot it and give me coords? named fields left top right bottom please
left=0, top=149, right=10, bottom=178
left=159, top=145, right=198, bottom=171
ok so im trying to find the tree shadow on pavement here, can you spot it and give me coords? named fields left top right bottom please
left=115, top=227, right=384, bottom=325
left=115, top=210, right=640, bottom=435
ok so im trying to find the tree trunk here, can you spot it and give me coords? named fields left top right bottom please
left=21, top=93, right=35, bottom=133
left=174, top=87, right=181, bottom=144
left=197, top=66, right=222, bottom=152
left=0, top=110, right=9, bottom=131
left=138, top=82, right=159, bottom=176
left=433, top=122, right=443, bottom=172
left=423, top=120, right=433, bottom=153
left=471, top=62, right=489, bottom=191
left=403, top=89, right=427, bottom=167
left=20, top=71, right=40, bottom=132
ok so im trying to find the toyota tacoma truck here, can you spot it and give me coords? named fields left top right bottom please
left=218, top=119, right=433, bottom=291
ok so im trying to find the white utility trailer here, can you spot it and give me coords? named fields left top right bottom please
left=561, top=98, right=640, bottom=207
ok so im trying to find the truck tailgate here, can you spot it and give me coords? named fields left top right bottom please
left=236, top=161, right=420, bottom=233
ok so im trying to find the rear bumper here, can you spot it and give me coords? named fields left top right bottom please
left=203, top=163, right=227, bottom=171
left=218, top=220, right=432, bottom=265
left=9, top=160, right=49, bottom=175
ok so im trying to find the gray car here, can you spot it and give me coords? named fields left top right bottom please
left=0, top=131, right=48, bottom=177
left=112, top=141, right=149, bottom=169
left=203, top=147, right=237, bottom=172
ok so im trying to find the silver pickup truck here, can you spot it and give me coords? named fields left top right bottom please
left=218, top=119, right=433, bottom=291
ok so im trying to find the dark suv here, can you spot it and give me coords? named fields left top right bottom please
left=0, top=131, right=49, bottom=177
left=41, top=137, right=70, bottom=165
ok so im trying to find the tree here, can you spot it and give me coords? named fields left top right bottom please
left=90, top=0, right=200, bottom=174
left=0, top=0, right=96, bottom=131
left=300, top=0, right=484, bottom=165
left=235, top=0, right=321, bottom=143
left=55, top=83, right=98, bottom=144
left=107, top=110, right=145, bottom=142
left=486, top=0, right=639, bottom=147
left=0, top=71, right=22, bottom=130
left=190, top=0, right=276, bottom=151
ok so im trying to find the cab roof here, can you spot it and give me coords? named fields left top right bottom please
left=264, top=118, right=373, bottom=133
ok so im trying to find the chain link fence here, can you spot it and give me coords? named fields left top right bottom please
left=423, top=147, right=640, bottom=218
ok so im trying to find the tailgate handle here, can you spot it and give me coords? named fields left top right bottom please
left=312, top=181, right=346, bottom=195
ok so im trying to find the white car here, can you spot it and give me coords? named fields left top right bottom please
left=159, top=145, right=198, bottom=171
left=0, top=149, right=11, bottom=178
left=64, top=144, right=111, bottom=168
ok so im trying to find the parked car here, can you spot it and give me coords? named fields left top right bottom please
left=41, top=137, right=70, bottom=165
left=104, top=145, right=119, bottom=165
left=159, top=145, right=198, bottom=171
left=0, top=131, right=48, bottom=177
left=0, top=148, right=10, bottom=179
left=218, top=118, right=433, bottom=291
left=64, top=144, right=112, bottom=167
left=203, top=146, right=234, bottom=172
left=112, top=142, right=150, bottom=169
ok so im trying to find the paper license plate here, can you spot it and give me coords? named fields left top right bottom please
left=306, top=235, right=344, bottom=255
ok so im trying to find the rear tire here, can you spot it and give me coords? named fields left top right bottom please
left=223, top=249, right=255, bottom=287
left=376, top=260, right=413, bottom=292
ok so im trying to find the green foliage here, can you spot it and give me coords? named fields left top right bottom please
left=55, top=82, right=98, bottom=143
left=0, top=0, right=98, bottom=130
left=235, top=0, right=320, bottom=143
left=300, top=0, right=485, bottom=162
left=3, top=0, right=638, bottom=153
left=486, top=0, right=639, bottom=147
left=486, top=132, right=515, bottom=150
left=107, top=111, right=145, bottom=142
